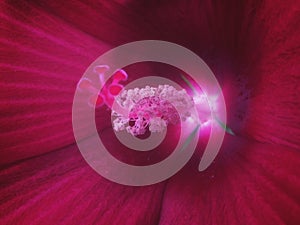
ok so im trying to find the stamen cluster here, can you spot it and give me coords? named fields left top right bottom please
left=113, top=85, right=194, bottom=136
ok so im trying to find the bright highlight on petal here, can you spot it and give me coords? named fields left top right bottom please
left=181, top=74, right=234, bottom=135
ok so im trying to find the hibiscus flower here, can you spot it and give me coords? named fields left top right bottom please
left=0, top=1, right=299, bottom=224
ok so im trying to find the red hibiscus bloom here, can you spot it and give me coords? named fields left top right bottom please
left=1, top=1, right=300, bottom=224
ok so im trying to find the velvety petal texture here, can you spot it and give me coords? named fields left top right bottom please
left=0, top=1, right=112, bottom=164
left=0, top=0, right=299, bottom=225
left=159, top=135, right=300, bottom=225
left=0, top=143, right=165, bottom=225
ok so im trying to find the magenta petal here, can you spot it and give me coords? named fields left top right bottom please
left=0, top=144, right=166, bottom=225
left=159, top=136, right=300, bottom=225
left=1, top=0, right=300, bottom=224
left=0, top=1, right=112, bottom=165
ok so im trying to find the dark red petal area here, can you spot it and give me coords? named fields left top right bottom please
left=158, top=136, right=300, bottom=225
left=0, top=0, right=112, bottom=165
left=0, top=144, right=165, bottom=225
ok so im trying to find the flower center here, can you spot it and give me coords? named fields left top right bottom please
left=112, top=85, right=194, bottom=137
